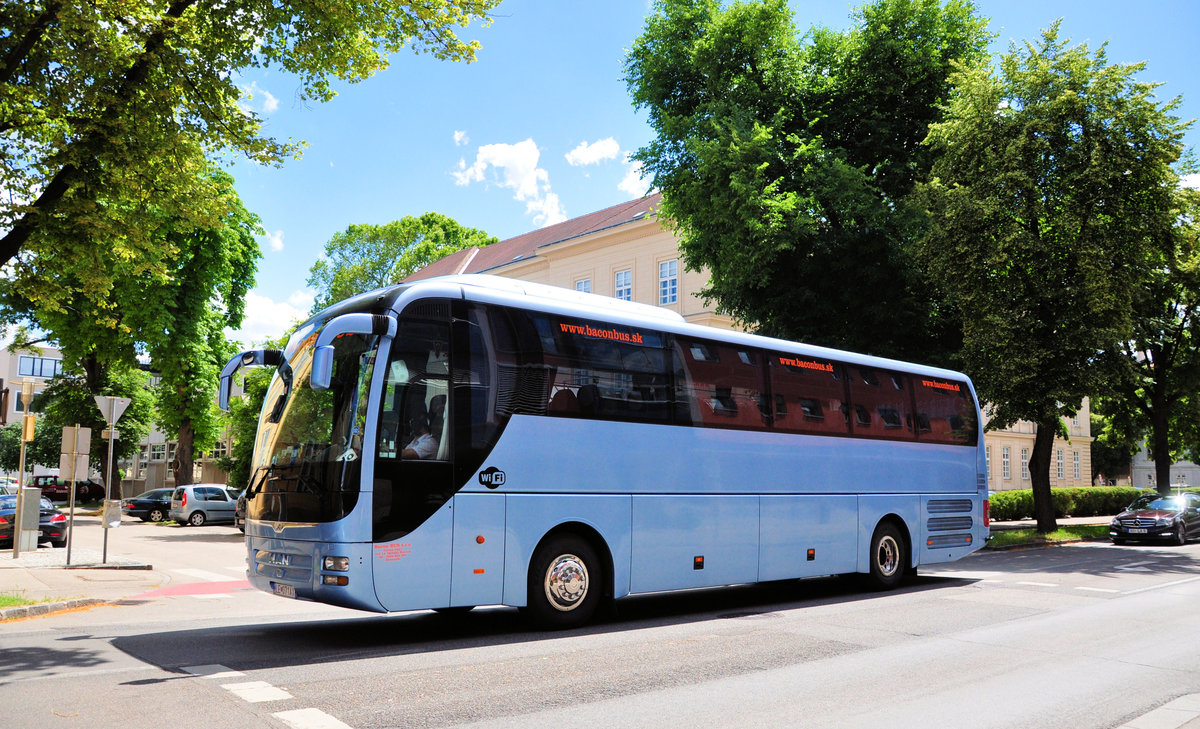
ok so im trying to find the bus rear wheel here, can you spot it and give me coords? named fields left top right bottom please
left=524, top=534, right=602, bottom=630
left=867, top=521, right=907, bottom=590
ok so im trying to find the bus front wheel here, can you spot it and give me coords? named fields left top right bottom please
left=524, top=534, right=602, bottom=630
left=867, top=521, right=907, bottom=590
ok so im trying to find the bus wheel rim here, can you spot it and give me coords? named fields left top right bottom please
left=877, top=535, right=900, bottom=577
left=545, top=553, right=589, bottom=611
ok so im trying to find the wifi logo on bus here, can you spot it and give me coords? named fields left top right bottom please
left=479, top=467, right=506, bottom=489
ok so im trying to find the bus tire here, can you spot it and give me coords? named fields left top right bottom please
left=524, top=534, right=602, bottom=630
left=866, top=521, right=907, bottom=590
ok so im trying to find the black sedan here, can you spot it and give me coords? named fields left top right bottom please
left=1110, top=492, right=1200, bottom=545
left=121, top=488, right=174, bottom=522
left=0, top=494, right=68, bottom=548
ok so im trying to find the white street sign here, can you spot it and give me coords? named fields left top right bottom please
left=94, top=395, right=131, bottom=424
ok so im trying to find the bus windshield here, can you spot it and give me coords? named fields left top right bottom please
left=246, top=322, right=379, bottom=524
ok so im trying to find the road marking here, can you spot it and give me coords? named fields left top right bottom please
left=1016, top=581, right=1059, bottom=588
left=274, top=708, right=356, bottom=729
left=182, top=664, right=246, bottom=680
left=1075, top=586, right=1120, bottom=594
left=1122, top=574, right=1200, bottom=595
left=222, top=680, right=293, bottom=703
left=173, top=567, right=238, bottom=582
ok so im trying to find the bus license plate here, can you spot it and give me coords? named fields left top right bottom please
left=271, top=582, right=296, bottom=599
left=1129, top=528, right=1148, bottom=534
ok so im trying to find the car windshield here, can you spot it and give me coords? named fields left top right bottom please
left=1135, top=496, right=1186, bottom=511
left=0, top=496, right=15, bottom=509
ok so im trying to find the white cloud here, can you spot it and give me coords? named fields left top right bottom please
left=227, top=290, right=312, bottom=346
left=618, top=154, right=651, bottom=198
left=565, top=138, right=620, bottom=166
left=453, top=138, right=567, bottom=227
left=1183, top=173, right=1200, bottom=189
left=262, top=229, right=284, bottom=252
left=454, top=130, right=470, bottom=146
left=238, top=81, right=279, bottom=115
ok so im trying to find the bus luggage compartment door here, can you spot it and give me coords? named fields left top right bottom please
left=450, top=493, right=505, bottom=607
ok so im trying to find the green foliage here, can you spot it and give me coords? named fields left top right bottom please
left=0, top=0, right=500, bottom=316
left=625, top=0, right=989, bottom=362
left=1088, top=411, right=1137, bottom=483
left=35, top=368, right=156, bottom=475
left=307, top=213, right=497, bottom=312
left=989, top=486, right=1148, bottom=521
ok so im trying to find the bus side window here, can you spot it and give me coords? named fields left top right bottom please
left=846, top=367, right=914, bottom=440
left=770, top=356, right=849, bottom=436
left=913, top=378, right=978, bottom=445
left=675, top=337, right=767, bottom=430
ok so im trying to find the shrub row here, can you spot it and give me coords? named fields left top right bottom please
left=989, top=487, right=1162, bottom=521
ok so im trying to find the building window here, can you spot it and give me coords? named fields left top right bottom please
left=1002, top=446, right=1011, bottom=480
left=1073, top=450, right=1080, bottom=480
left=18, top=355, right=63, bottom=379
left=14, top=390, right=43, bottom=413
left=659, top=260, right=678, bottom=305
left=575, top=279, right=591, bottom=294
left=615, top=269, right=632, bottom=301
left=209, top=440, right=229, bottom=459
left=1021, top=448, right=1029, bottom=481
left=150, top=444, right=166, bottom=461
left=1056, top=449, right=1065, bottom=479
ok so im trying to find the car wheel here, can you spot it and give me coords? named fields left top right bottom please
left=866, top=521, right=907, bottom=590
left=1175, top=523, right=1187, bottom=546
left=1112, top=537, right=1126, bottom=545
left=189, top=511, right=207, bottom=527
left=51, top=539, right=66, bottom=549
left=523, top=534, right=603, bottom=630
left=148, top=508, right=165, bottom=523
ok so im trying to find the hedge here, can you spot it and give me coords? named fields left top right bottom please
left=988, top=487, right=1200, bottom=521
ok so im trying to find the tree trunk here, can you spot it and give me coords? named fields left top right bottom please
left=172, top=418, right=195, bottom=487
left=1029, top=420, right=1058, bottom=533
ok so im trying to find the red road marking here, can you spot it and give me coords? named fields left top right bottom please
left=132, top=580, right=252, bottom=598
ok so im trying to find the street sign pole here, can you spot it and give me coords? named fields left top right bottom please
left=94, top=396, right=130, bottom=564
left=11, top=381, right=34, bottom=560
left=61, top=425, right=90, bottom=567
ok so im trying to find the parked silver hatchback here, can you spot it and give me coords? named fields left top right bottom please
left=170, top=483, right=238, bottom=526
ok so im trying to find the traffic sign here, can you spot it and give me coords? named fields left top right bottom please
left=94, top=395, right=131, bottom=424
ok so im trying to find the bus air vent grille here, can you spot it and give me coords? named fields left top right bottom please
left=928, top=499, right=973, bottom=514
left=927, top=516, right=974, bottom=532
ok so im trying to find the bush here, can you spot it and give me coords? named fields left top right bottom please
left=989, top=486, right=1147, bottom=521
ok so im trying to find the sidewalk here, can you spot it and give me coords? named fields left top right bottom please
left=0, top=520, right=165, bottom=621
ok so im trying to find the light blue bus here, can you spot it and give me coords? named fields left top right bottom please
left=220, top=275, right=988, bottom=629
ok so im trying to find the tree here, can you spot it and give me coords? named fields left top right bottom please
left=307, top=213, right=497, bottom=312
left=1099, top=187, right=1200, bottom=493
left=1089, top=410, right=1138, bottom=486
left=1, top=0, right=500, bottom=316
left=37, top=368, right=156, bottom=493
left=915, top=24, right=1188, bottom=530
left=625, top=0, right=989, bottom=363
left=130, top=169, right=262, bottom=488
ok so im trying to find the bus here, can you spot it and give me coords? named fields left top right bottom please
left=220, top=274, right=988, bottom=629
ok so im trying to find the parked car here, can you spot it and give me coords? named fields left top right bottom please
left=234, top=492, right=247, bottom=533
left=0, top=494, right=68, bottom=548
left=1110, top=492, right=1200, bottom=545
left=170, top=484, right=237, bottom=526
left=121, top=488, right=174, bottom=523
left=30, top=475, right=102, bottom=502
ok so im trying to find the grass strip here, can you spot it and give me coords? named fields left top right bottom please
left=987, top=524, right=1110, bottom=549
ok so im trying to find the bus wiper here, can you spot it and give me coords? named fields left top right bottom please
left=267, top=360, right=294, bottom=424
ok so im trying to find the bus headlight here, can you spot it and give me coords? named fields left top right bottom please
left=323, top=556, right=350, bottom=572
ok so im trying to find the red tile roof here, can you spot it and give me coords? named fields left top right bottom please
left=405, top=192, right=662, bottom=282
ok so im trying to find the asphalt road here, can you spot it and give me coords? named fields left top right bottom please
left=2, top=520, right=1199, bottom=729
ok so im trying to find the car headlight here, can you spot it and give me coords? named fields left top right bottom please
left=1157, top=517, right=1175, bottom=527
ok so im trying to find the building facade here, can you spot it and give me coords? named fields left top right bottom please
left=408, top=193, right=1094, bottom=491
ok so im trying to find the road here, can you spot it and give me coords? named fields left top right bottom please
left=2, top=520, right=1199, bottom=729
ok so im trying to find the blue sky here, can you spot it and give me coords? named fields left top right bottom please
left=226, top=0, right=1200, bottom=345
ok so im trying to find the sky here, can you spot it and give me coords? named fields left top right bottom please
left=225, top=0, right=1200, bottom=346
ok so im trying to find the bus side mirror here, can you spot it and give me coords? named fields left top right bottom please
left=219, top=349, right=283, bottom=410
left=311, top=345, right=335, bottom=391
left=309, top=313, right=396, bottom=391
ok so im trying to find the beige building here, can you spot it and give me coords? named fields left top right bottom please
left=409, top=192, right=1093, bottom=491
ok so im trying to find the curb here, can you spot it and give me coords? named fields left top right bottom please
left=0, top=597, right=108, bottom=622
